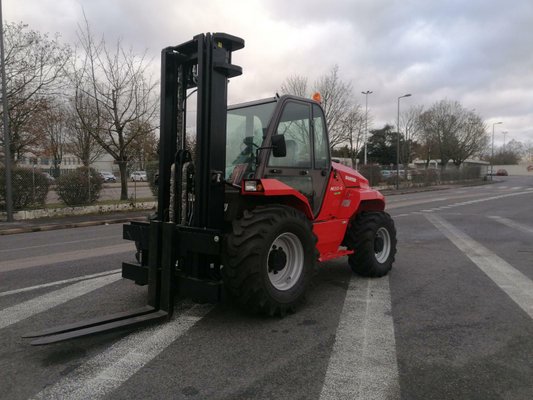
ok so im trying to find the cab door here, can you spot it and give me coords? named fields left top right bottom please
left=309, top=103, right=331, bottom=215
left=263, top=99, right=330, bottom=216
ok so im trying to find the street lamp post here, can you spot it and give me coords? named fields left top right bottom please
left=502, top=131, right=508, bottom=152
left=32, top=164, right=36, bottom=200
left=361, top=90, right=372, bottom=165
left=491, top=121, right=502, bottom=180
left=396, top=93, right=411, bottom=189
left=0, top=0, right=14, bottom=222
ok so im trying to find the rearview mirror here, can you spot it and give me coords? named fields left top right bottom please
left=271, top=134, right=286, bottom=157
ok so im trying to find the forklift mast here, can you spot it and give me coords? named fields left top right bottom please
left=24, top=33, right=244, bottom=345
left=158, top=33, right=244, bottom=227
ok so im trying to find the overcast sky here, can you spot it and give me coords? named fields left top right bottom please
left=5, top=0, right=532, bottom=147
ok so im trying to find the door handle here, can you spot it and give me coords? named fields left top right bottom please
left=300, top=170, right=309, bottom=175
left=269, top=169, right=282, bottom=174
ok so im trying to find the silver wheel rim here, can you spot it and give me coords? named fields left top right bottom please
left=267, top=232, right=304, bottom=291
left=374, top=227, right=391, bottom=263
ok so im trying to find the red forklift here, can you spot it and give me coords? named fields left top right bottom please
left=25, top=33, right=396, bottom=345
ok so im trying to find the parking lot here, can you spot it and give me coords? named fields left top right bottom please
left=1, top=176, right=532, bottom=399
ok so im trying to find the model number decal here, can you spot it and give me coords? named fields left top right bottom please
left=344, top=175, right=357, bottom=183
left=330, top=186, right=343, bottom=191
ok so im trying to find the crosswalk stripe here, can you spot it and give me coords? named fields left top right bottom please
left=0, top=274, right=121, bottom=330
left=488, top=216, right=533, bottom=235
left=0, top=244, right=133, bottom=273
left=31, top=303, right=213, bottom=400
left=319, top=276, right=400, bottom=400
left=426, top=213, right=533, bottom=320
left=0, top=269, right=121, bottom=298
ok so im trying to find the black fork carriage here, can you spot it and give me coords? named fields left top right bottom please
left=24, top=32, right=244, bottom=345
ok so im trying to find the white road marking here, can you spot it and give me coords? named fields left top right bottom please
left=488, top=216, right=533, bottom=235
left=387, top=197, right=448, bottom=209
left=31, top=304, right=213, bottom=400
left=319, top=276, right=400, bottom=400
left=0, top=269, right=121, bottom=298
left=426, top=213, right=533, bottom=319
left=395, top=190, right=533, bottom=218
left=0, top=273, right=121, bottom=330
left=0, top=244, right=133, bottom=272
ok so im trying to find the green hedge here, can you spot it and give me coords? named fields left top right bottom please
left=0, top=167, right=50, bottom=210
left=55, top=167, right=103, bottom=206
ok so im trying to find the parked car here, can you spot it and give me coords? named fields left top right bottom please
left=381, top=170, right=392, bottom=178
left=130, top=171, right=147, bottom=182
left=496, top=169, right=508, bottom=176
left=99, top=171, right=117, bottom=182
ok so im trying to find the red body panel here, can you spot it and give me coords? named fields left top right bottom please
left=240, top=178, right=314, bottom=219
left=240, top=162, right=385, bottom=262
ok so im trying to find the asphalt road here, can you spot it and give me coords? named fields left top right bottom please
left=1, top=176, right=532, bottom=400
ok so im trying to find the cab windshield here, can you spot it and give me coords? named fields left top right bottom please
left=225, top=100, right=276, bottom=184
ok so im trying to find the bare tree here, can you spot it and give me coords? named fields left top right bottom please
left=314, top=65, right=353, bottom=148
left=72, top=17, right=158, bottom=199
left=0, top=22, right=71, bottom=161
left=418, top=100, right=487, bottom=169
left=451, top=111, right=488, bottom=166
left=342, top=105, right=365, bottom=163
left=526, top=140, right=533, bottom=163
left=280, top=75, right=308, bottom=97
left=126, top=120, right=159, bottom=171
left=279, top=65, right=355, bottom=149
left=37, top=100, right=69, bottom=176
left=65, top=94, right=104, bottom=166
left=401, top=105, right=424, bottom=164
left=490, top=139, right=524, bottom=165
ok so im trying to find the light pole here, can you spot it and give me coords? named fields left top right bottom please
left=396, top=93, right=411, bottom=189
left=502, top=131, right=508, bottom=152
left=491, top=121, right=502, bottom=180
left=361, top=90, right=372, bottom=165
left=32, top=164, right=36, bottom=200
left=0, top=0, right=14, bottom=222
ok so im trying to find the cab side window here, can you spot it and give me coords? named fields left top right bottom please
left=312, top=104, right=329, bottom=169
left=269, top=102, right=311, bottom=168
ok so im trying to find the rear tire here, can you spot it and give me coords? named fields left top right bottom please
left=222, top=206, right=318, bottom=316
left=345, top=211, right=397, bottom=277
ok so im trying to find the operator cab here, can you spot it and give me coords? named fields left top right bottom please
left=226, top=95, right=331, bottom=216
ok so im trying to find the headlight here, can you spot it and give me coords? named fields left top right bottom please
left=243, top=180, right=264, bottom=192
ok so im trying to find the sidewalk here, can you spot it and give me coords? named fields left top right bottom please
left=0, top=209, right=151, bottom=236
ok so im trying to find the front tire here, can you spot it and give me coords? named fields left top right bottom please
left=345, top=211, right=397, bottom=277
left=222, top=206, right=318, bottom=316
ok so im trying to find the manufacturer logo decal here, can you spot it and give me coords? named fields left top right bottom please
left=330, top=186, right=343, bottom=191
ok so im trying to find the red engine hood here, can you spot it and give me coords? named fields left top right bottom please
left=331, top=162, right=370, bottom=189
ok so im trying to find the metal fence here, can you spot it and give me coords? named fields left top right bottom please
left=1, top=163, right=485, bottom=221
left=1, top=165, right=156, bottom=221
left=357, top=165, right=485, bottom=188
